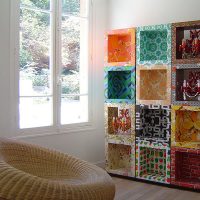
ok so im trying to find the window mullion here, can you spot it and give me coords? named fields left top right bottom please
left=50, top=0, right=57, bottom=129
left=54, top=0, right=62, bottom=129
left=20, top=5, right=51, bottom=14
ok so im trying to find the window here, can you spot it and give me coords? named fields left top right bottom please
left=15, top=0, right=91, bottom=131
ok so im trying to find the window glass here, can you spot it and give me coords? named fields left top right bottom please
left=61, top=96, right=88, bottom=124
left=20, top=0, right=50, bottom=11
left=20, top=97, right=53, bottom=128
left=19, top=0, right=89, bottom=129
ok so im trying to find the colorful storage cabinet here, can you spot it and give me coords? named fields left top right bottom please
left=105, top=20, right=200, bottom=191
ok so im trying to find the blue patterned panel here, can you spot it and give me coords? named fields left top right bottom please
left=104, top=66, right=135, bottom=104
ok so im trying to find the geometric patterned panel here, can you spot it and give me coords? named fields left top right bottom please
left=108, top=71, right=131, bottom=99
left=136, top=65, right=171, bottom=105
left=139, top=147, right=166, bottom=179
left=106, top=143, right=135, bottom=177
left=171, top=105, right=200, bottom=149
left=136, top=105, right=171, bottom=143
left=105, top=28, right=136, bottom=66
left=136, top=141, right=170, bottom=184
left=104, top=66, right=135, bottom=104
left=137, top=24, right=171, bottom=66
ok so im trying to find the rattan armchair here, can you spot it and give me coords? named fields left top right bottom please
left=0, top=138, right=115, bottom=200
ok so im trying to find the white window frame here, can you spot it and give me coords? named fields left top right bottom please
left=10, top=0, right=95, bottom=138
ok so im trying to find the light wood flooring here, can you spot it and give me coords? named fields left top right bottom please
left=112, top=177, right=200, bottom=200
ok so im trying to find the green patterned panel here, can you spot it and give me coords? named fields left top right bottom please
left=104, top=66, right=135, bottom=104
left=136, top=24, right=171, bottom=66
left=140, top=31, right=168, bottom=62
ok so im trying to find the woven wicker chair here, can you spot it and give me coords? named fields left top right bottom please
left=0, top=138, right=115, bottom=200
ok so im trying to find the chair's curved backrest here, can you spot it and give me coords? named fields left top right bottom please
left=0, top=138, right=115, bottom=200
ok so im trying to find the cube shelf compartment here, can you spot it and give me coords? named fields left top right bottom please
left=105, top=28, right=135, bottom=66
left=105, top=103, right=135, bottom=145
left=136, top=142, right=170, bottom=184
left=171, top=106, right=200, bottom=149
left=136, top=65, right=171, bottom=105
left=136, top=24, right=171, bottom=65
left=172, top=65, right=200, bottom=106
left=106, top=134, right=135, bottom=147
left=106, top=143, right=135, bottom=177
left=172, top=20, right=200, bottom=65
left=171, top=147, right=200, bottom=190
left=104, top=66, right=135, bottom=104
left=136, top=105, right=170, bottom=143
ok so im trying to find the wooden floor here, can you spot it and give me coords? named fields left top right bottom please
left=112, top=177, right=200, bottom=200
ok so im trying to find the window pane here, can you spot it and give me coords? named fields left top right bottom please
left=61, top=73, right=79, bottom=95
left=21, top=0, right=50, bottom=11
left=61, top=95, right=88, bottom=124
left=20, top=8, right=52, bottom=96
left=62, top=0, right=79, bottom=16
left=20, top=74, right=51, bottom=96
left=61, top=16, right=80, bottom=95
left=61, top=17, right=88, bottom=95
left=20, top=97, right=53, bottom=128
left=61, top=17, right=80, bottom=71
left=62, top=0, right=88, bottom=17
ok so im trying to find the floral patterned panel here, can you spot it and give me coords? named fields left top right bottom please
left=106, top=143, right=135, bottom=177
left=105, top=103, right=135, bottom=145
left=136, top=65, right=171, bottom=105
left=171, top=106, right=200, bottom=148
left=171, top=65, right=200, bottom=106
left=105, top=28, right=136, bottom=66
left=172, top=20, right=200, bottom=65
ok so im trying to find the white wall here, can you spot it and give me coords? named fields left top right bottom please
left=0, top=0, right=12, bottom=138
left=0, top=0, right=107, bottom=165
left=108, top=0, right=200, bottom=29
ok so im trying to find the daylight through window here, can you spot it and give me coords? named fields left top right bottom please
left=19, top=0, right=89, bottom=129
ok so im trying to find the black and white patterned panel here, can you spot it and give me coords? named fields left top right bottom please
left=136, top=105, right=170, bottom=142
left=172, top=64, right=200, bottom=106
